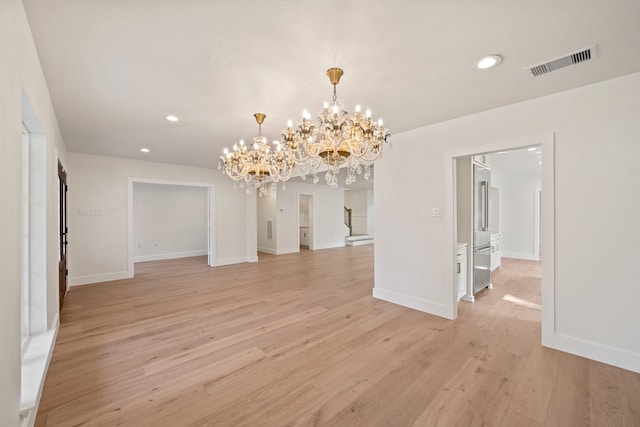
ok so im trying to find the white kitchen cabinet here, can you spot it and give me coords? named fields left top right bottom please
left=490, top=233, right=501, bottom=271
left=456, top=243, right=468, bottom=301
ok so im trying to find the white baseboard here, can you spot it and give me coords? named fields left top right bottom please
left=543, top=331, right=640, bottom=374
left=211, top=256, right=256, bottom=267
left=373, top=287, right=452, bottom=320
left=134, top=250, right=207, bottom=263
left=70, top=254, right=257, bottom=285
left=257, top=247, right=300, bottom=255
left=276, top=248, right=300, bottom=255
left=312, top=242, right=346, bottom=251
left=501, top=252, right=540, bottom=261
left=69, top=271, right=132, bottom=286
left=257, top=246, right=277, bottom=255
left=260, top=243, right=345, bottom=253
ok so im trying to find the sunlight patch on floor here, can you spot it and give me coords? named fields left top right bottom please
left=503, top=294, right=541, bottom=311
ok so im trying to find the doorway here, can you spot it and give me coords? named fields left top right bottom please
left=447, top=134, right=554, bottom=333
left=298, top=194, right=313, bottom=249
left=127, top=179, right=214, bottom=276
left=454, top=147, right=542, bottom=304
left=58, top=161, right=68, bottom=310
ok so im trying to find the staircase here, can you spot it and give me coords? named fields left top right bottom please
left=344, top=206, right=373, bottom=246
left=344, top=206, right=352, bottom=237
left=345, top=234, right=374, bottom=246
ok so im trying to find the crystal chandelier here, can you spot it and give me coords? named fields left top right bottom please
left=218, top=113, right=295, bottom=196
left=281, top=68, right=391, bottom=187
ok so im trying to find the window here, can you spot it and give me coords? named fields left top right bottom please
left=21, top=124, right=30, bottom=352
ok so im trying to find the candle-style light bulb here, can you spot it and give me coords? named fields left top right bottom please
left=332, top=105, right=339, bottom=114
left=239, top=139, right=245, bottom=146
left=302, top=109, right=311, bottom=119
left=323, top=101, right=329, bottom=109
left=287, top=120, right=292, bottom=128
left=378, top=118, right=383, bottom=127
left=365, top=109, right=372, bottom=118
left=355, top=105, right=361, bottom=113
left=223, top=147, right=229, bottom=154
left=233, top=144, right=238, bottom=150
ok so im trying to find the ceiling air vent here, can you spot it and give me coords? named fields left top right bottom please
left=525, top=45, right=597, bottom=79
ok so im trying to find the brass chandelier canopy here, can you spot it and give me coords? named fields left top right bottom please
left=219, top=68, right=391, bottom=192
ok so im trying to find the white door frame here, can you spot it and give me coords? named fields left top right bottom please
left=127, top=178, right=214, bottom=276
left=534, top=187, right=542, bottom=258
left=297, top=193, right=313, bottom=250
left=445, top=133, right=555, bottom=345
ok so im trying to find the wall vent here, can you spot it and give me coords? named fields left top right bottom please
left=524, top=45, right=597, bottom=78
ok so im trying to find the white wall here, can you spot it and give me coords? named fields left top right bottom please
left=67, top=153, right=257, bottom=285
left=490, top=165, right=541, bottom=260
left=1, top=1, right=68, bottom=425
left=375, top=72, right=640, bottom=373
left=366, top=190, right=374, bottom=236
left=257, top=190, right=277, bottom=253
left=344, top=189, right=369, bottom=235
left=133, top=183, right=208, bottom=262
left=271, top=181, right=347, bottom=254
left=455, top=156, right=472, bottom=247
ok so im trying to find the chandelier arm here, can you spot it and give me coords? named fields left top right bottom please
left=218, top=68, right=391, bottom=189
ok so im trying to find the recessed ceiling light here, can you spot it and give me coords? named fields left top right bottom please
left=165, top=115, right=179, bottom=122
left=527, top=147, right=537, bottom=151
left=474, top=55, right=503, bottom=70
left=140, top=148, right=150, bottom=153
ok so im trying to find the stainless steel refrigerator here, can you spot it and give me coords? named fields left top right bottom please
left=473, top=163, right=491, bottom=294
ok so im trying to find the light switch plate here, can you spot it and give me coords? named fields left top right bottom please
left=432, top=208, right=443, bottom=217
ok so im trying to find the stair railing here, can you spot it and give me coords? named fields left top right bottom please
left=344, top=206, right=352, bottom=237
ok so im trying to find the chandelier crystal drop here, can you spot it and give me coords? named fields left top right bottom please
left=280, top=68, right=391, bottom=188
left=218, top=113, right=295, bottom=197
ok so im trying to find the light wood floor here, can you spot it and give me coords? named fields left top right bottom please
left=36, top=246, right=640, bottom=426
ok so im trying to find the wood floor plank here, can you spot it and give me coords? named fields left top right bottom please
left=189, top=309, right=431, bottom=426
left=506, top=343, right=560, bottom=424
left=34, top=250, right=640, bottom=426
left=545, top=352, right=590, bottom=427
left=590, top=362, right=636, bottom=426
left=500, top=408, right=543, bottom=427
left=624, top=370, right=640, bottom=426
left=454, top=350, right=528, bottom=427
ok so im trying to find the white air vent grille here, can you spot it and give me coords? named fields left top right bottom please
left=525, top=45, right=597, bottom=78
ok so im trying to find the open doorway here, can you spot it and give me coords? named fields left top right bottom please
left=127, top=179, right=214, bottom=276
left=455, top=147, right=542, bottom=304
left=298, top=194, right=313, bottom=249
left=447, top=133, right=554, bottom=339
left=58, top=161, right=68, bottom=310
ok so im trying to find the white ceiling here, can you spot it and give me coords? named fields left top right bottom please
left=23, top=0, right=640, bottom=170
